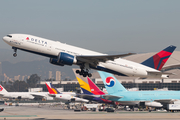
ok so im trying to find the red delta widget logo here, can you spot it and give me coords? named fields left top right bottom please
left=26, top=37, right=47, bottom=45
left=0, top=86, right=3, bottom=91
left=105, top=77, right=116, bottom=87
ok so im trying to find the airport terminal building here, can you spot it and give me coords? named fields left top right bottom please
left=40, top=51, right=180, bottom=92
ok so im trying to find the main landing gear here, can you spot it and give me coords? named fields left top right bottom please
left=12, top=47, right=17, bottom=57
left=76, top=69, right=92, bottom=77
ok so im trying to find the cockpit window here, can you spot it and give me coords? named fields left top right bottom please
left=7, top=35, right=12, bottom=38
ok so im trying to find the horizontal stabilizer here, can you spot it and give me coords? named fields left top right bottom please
left=100, top=95, right=123, bottom=101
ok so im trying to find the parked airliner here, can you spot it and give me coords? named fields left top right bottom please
left=45, top=82, right=89, bottom=103
left=0, top=85, right=53, bottom=100
left=98, top=71, right=180, bottom=108
left=3, top=34, right=176, bottom=78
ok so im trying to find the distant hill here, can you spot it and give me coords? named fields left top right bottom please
left=1, top=59, right=79, bottom=80
left=0, top=48, right=80, bottom=80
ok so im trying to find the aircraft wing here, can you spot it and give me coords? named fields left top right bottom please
left=30, top=93, right=46, bottom=99
left=77, top=94, right=98, bottom=99
left=154, top=99, right=177, bottom=104
left=100, top=95, right=123, bottom=101
left=77, top=94, right=122, bottom=101
left=76, top=53, right=135, bottom=66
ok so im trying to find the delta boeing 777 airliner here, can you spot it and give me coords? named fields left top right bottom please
left=3, top=34, right=176, bottom=78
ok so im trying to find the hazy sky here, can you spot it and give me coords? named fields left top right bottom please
left=1, top=0, right=180, bottom=54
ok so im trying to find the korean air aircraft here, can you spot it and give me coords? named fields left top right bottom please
left=98, top=71, right=180, bottom=108
left=3, top=34, right=176, bottom=78
left=45, top=82, right=89, bottom=103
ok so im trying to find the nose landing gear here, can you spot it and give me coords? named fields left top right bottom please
left=12, top=47, right=17, bottom=57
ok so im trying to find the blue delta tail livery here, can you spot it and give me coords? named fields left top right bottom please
left=141, top=45, right=176, bottom=70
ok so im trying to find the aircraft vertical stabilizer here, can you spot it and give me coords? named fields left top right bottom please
left=87, top=77, right=105, bottom=95
left=76, top=76, right=93, bottom=95
left=0, top=85, right=8, bottom=93
left=141, top=45, right=176, bottom=70
left=98, top=71, right=127, bottom=94
left=45, top=82, right=60, bottom=94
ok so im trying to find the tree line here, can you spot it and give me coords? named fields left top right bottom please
left=1, top=74, right=40, bottom=92
left=1, top=74, right=72, bottom=92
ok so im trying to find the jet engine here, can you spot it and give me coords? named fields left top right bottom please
left=145, top=101, right=163, bottom=108
left=49, top=52, right=77, bottom=66
left=49, top=58, right=64, bottom=66
left=139, top=101, right=163, bottom=108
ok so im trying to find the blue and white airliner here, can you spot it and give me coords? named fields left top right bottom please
left=98, top=71, right=180, bottom=108
left=3, top=34, right=176, bottom=78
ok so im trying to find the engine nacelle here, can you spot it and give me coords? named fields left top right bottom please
left=145, top=101, right=163, bottom=108
left=57, top=52, right=77, bottom=66
left=50, top=52, right=77, bottom=66
left=49, top=58, right=64, bottom=66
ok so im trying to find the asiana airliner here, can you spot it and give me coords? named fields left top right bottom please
left=3, top=34, right=176, bottom=78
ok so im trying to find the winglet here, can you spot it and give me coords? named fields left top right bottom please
left=141, top=45, right=176, bottom=70
left=45, top=82, right=60, bottom=94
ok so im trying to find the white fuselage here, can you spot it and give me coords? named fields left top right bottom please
left=0, top=92, right=35, bottom=99
left=3, top=34, right=160, bottom=78
left=0, top=91, right=76, bottom=100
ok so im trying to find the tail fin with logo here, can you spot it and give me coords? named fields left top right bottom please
left=141, top=45, right=176, bottom=70
left=87, top=77, right=105, bottom=95
left=45, top=82, right=61, bottom=94
left=76, top=76, right=93, bottom=95
left=98, top=71, right=127, bottom=94
left=0, top=85, right=8, bottom=93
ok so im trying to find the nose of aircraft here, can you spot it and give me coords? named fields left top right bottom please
left=2, top=35, right=12, bottom=43
left=2, top=36, right=8, bottom=43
